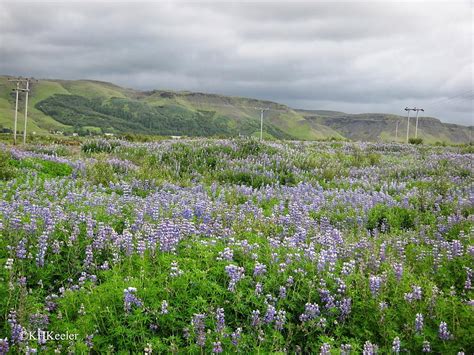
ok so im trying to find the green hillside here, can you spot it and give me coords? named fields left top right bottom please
left=298, top=111, right=472, bottom=144
left=0, top=75, right=471, bottom=143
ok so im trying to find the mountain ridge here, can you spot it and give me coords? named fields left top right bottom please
left=0, top=75, right=471, bottom=143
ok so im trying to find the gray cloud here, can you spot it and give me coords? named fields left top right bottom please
left=0, top=1, right=472, bottom=125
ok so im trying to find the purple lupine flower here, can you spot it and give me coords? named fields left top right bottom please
left=161, top=300, right=169, bottom=315
left=36, top=233, right=49, bottom=267
left=299, top=303, right=320, bottom=322
left=30, top=313, right=49, bottom=329
left=217, top=247, right=233, bottom=261
left=170, top=261, right=183, bottom=277
left=422, top=340, right=431, bottom=352
left=215, top=308, right=225, bottom=333
left=392, top=337, right=400, bottom=353
left=17, top=276, right=27, bottom=287
left=320, top=343, right=331, bottom=355
left=279, top=286, right=287, bottom=299
left=85, top=334, right=94, bottom=349
left=404, top=285, right=422, bottom=302
left=336, top=278, right=346, bottom=294
left=263, top=304, right=276, bottom=324
left=123, top=287, right=142, bottom=312
left=16, top=239, right=27, bottom=259
left=393, top=262, right=403, bottom=281
left=341, top=344, right=352, bottom=355
left=192, top=313, right=206, bottom=347
left=464, top=268, right=472, bottom=290
left=369, top=275, right=382, bottom=296
left=45, top=294, right=59, bottom=312
left=136, top=235, right=146, bottom=256
left=362, top=340, right=378, bottom=355
left=275, top=310, right=286, bottom=330
left=225, top=264, right=245, bottom=292
left=251, top=310, right=261, bottom=326
left=342, top=260, right=356, bottom=276
left=230, top=327, right=242, bottom=347
left=439, top=321, right=452, bottom=340
left=8, top=310, right=25, bottom=344
left=339, top=298, right=352, bottom=320
left=25, top=347, right=37, bottom=354
left=83, top=245, right=94, bottom=268
left=255, top=282, right=263, bottom=296
left=415, top=313, right=424, bottom=332
left=253, top=262, right=267, bottom=277
left=212, top=341, right=223, bottom=353
left=0, top=338, right=9, bottom=354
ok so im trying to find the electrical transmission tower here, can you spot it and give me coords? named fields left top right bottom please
left=8, top=77, right=31, bottom=145
left=404, top=107, right=416, bottom=143
left=413, top=107, right=424, bottom=138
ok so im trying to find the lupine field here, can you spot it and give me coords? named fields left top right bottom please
left=0, top=138, right=473, bottom=354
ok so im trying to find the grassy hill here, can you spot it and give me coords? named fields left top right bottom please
left=0, top=75, right=471, bottom=143
left=298, top=111, right=472, bottom=144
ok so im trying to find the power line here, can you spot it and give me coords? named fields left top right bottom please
left=427, top=90, right=473, bottom=107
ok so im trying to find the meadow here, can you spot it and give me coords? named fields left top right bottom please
left=0, top=138, right=472, bottom=354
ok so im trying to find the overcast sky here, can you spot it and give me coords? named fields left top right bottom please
left=0, top=0, right=472, bottom=125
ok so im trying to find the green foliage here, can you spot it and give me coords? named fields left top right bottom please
left=8, top=157, right=72, bottom=178
left=0, top=149, right=18, bottom=180
left=86, top=160, right=117, bottom=185
left=409, top=137, right=424, bottom=145
left=36, top=94, right=292, bottom=139
left=81, top=139, right=120, bottom=154
left=367, top=205, right=416, bottom=231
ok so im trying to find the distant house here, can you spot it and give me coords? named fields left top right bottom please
left=104, top=133, right=115, bottom=137
left=170, top=135, right=183, bottom=139
left=72, top=133, right=79, bottom=137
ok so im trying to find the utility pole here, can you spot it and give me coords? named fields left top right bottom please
left=413, top=107, right=424, bottom=138
left=8, top=77, right=30, bottom=145
left=404, top=107, right=416, bottom=143
left=257, top=107, right=269, bottom=140
left=23, top=79, right=30, bottom=144
left=13, top=82, right=19, bottom=145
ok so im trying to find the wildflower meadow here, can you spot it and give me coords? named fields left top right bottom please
left=0, top=138, right=472, bottom=353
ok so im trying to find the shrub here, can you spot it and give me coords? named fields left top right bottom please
left=0, top=150, right=18, bottom=180
left=408, top=137, right=423, bottom=145
left=86, top=161, right=117, bottom=185
left=81, top=139, right=121, bottom=154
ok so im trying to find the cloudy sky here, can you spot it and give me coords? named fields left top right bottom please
left=0, top=0, right=472, bottom=125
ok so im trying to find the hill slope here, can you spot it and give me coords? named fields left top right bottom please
left=0, top=75, right=471, bottom=143
left=298, top=110, right=472, bottom=144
